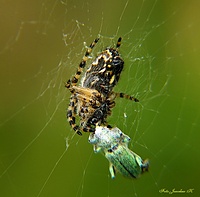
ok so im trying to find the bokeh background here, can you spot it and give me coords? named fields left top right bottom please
left=1, top=1, right=200, bottom=197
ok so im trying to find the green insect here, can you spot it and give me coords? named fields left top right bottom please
left=88, top=126, right=149, bottom=179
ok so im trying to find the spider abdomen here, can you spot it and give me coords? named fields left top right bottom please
left=82, top=48, right=124, bottom=96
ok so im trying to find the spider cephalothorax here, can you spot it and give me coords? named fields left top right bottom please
left=66, top=37, right=138, bottom=135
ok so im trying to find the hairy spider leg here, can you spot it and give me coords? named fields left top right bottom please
left=65, top=38, right=100, bottom=89
left=67, top=95, right=83, bottom=135
left=116, top=37, right=122, bottom=49
left=114, top=92, right=139, bottom=102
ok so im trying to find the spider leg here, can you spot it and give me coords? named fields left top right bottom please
left=67, top=95, right=82, bottom=135
left=114, top=92, right=139, bottom=102
left=116, top=37, right=122, bottom=49
left=65, top=79, right=71, bottom=89
left=65, top=38, right=100, bottom=89
left=82, top=121, right=110, bottom=133
left=83, top=126, right=95, bottom=133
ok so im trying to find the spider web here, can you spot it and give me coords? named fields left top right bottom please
left=0, top=0, right=200, bottom=196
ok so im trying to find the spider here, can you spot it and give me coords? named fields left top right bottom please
left=65, top=37, right=139, bottom=135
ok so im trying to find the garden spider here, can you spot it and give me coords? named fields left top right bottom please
left=65, top=37, right=139, bottom=135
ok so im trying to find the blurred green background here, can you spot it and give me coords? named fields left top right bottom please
left=0, top=1, right=200, bottom=197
